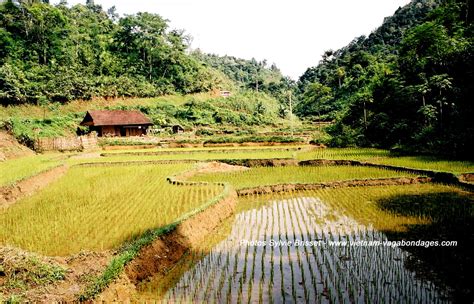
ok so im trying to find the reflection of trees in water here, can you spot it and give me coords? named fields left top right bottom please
left=377, top=192, right=474, bottom=302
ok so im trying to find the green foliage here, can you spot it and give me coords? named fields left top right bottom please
left=297, top=0, right=473, bottom=158
left=0, top=1, right=225, bottom=105
left=7, top=113, right=80, bottom=147
left=192, top=51, right=295, bottom=103
left=296, top=82, right=334, bottom=120
left=0, top=247, right=66, bottom=295
left=3, top=91, right=287, bottom=145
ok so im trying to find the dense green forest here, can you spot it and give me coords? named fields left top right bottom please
left=296, top=0, right=473, bottom=158
left=0, top=0, right=240, bottom=103
left=0, top=0, right=292, bottom=105
left=193, top=51, right=294, bottom=103
left=0, top=0, right=229, bottom=103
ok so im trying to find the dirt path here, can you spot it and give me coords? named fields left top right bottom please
left=69, top=152, right=102, bottom=160
left=0, top=165, right=69, bottom=209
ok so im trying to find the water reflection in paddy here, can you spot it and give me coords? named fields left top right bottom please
left=139, top=194, right=451, bottom=303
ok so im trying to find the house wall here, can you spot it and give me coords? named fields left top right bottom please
left=125, top=127, right=146, bottom=136
left=94, top=125, right=150, bottom=137
left=101, top=126, right=120, bottom=137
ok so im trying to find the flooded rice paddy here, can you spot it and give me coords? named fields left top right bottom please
left=138, top=186, right=473, bottom=303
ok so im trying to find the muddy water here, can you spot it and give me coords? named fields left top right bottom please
left=137, top=196, right=449, bottom=303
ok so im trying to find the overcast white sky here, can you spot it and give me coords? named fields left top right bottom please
left=52, top=0, right=411, bottom=79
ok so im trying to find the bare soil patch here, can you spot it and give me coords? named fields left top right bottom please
left=167, top=142, right=203, bottom=148
left=0, top=246, right=111, bottom=303
left=102, top=145, right=157, bottom=150
left=203, top=141, right=304, bottom=147
left=176, top=161, right=249, bottom=181
left=221, top=158, right=299, bottom=167
left=0, top=131, right=34, bottom=161
left=69, top=152, right=102, bottom=160
left=459, top=173, right=474, bottom=183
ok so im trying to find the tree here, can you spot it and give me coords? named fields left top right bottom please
left=0, top=0, right=222, bottom=104
left=296, top=82, right=333, bottom=120
left=336, top=67, right=345, bottom=88
left=430, top=74, right=453, bottom=130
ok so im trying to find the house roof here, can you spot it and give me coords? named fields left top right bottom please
left=80, top=110, right=153, bottom=127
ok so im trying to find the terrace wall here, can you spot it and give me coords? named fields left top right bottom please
left=96, top=186, right=237, bottom=302
left=219, top=158, right=474, bottom=191
left=34, top=133, right=98, bottom=152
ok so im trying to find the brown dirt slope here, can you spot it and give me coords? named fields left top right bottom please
left=0, top=246, right=111, bottom=303
left=97, top=189, right=238, bottom=302
left=237, top=177, right=433, bottom=196
left=0, top=131, right=34, bottom=161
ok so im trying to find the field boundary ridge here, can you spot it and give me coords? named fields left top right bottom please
left=0, top=164, right=68, bottom=208
left=218, top=158, right=474, bottom=191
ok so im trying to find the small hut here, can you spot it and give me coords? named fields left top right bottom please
left=172, top=124, right=185, bottom=134
left=80, top=110, right=153, bottom=137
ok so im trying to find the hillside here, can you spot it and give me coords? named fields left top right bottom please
left=0, top=1, right=231, bottom=105
left=295, top=0, right=473, bottom=158
left=0, top=92, right=301, bottom=147
left=192, top=51, right=294, bottom=103
left=0, top=0, right=303, bottom=147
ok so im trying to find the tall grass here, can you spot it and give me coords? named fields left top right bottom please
left=189, top=165, right=418, bottom=189
left=296, top=147, right=391, bottom=161
left=370, top=156, right=474, bottom=174
left=0, top=164, right=221, bottom=256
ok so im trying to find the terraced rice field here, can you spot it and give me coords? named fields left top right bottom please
left=0, top=163, right=222, bottom=256
left=138, top=184, right=472, bottom=302
left=296, top=148, right=474, bottom=174
left=296, top=148, right=391, bottom=161
left=189, top=165, right=418, bottom=189
left=83, top=150, right=296, bottom=163
left=0, top=154, right=65, bottom=186
left=102, top=145, right=308, bottom=154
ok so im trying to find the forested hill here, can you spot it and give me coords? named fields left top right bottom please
left=296, top=0, right=473, bottom=158
left=192, top=51, right=294, bottom=102
left=0, top=0, right=234, bottom=105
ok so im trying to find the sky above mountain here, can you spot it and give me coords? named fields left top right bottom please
left=54, top=0, right=411, bottom=79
